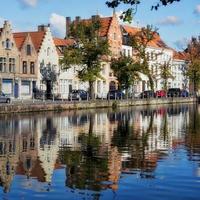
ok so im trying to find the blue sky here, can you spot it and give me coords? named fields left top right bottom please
left=0, top=0, right=199, bottom=50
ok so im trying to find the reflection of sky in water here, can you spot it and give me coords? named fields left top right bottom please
left=0, top=105, right=200, bottom=199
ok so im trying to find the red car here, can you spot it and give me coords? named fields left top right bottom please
left=156, top=90, right=166, bottom=98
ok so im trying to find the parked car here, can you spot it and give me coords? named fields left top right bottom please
left=0, top=92, right=11, bottom=103
left=107, top=90, right=125, bottom=100
left=167, top=88, right=181, bottom=97
left=140, top=90, right=155, bottom=98
left=156, top=90, right=166, bottom=98
left=68, top=90, right=88, bottom=101
left=181, top=89, right=189, bottom=97
left=33, top=88, right=44, bottom=99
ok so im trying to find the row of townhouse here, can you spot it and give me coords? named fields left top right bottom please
left=0, top=13, right=189, bottom=100
left=62, top=13, right=189, bottom=98
left=0, top=21, right=58, bottom=99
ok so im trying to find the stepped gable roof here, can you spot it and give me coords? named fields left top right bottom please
left=13, top=32, right=28, bottom=50
left=122, top=25, right=171, bottom=50
left=74, top=16, right=113, bottom=37
left=13, top=31, right=46, bottom=52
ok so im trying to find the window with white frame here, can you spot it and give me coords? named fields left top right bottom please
left=0, top=57, right=6, bottom=72
left=9, top=58, right=15, bottom=72
left=5, top=39, right=11, bottom=49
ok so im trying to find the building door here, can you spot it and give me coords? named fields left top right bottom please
left=142, top=81, right=146, bottom=91
left=69, top=84, right=72, bottom=93
left=32, top=81, right=36, bottom=90
left=46, top=80, right=52, bottom=99
left=109, top=81, right=116, bottom=91
left=14, top=82, right=19, bottom=98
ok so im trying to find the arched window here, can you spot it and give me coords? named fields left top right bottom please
left=26, top=44, right=31, bottom=55
left=6, top=39, right=11, bottom=49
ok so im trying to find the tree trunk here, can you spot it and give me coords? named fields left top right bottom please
left=194, top=72, right=197, bottom=95
left=163, top=79, right=168, bottom=91
left=148, top=75, right=154, bottom=91
left=89, top=113, right=94, bottom=135
left=89, top=81, right=95, bottom=100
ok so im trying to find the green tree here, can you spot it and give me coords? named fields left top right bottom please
left=159, top=60, right=174, bottom=90
left=106, top=0, right=181, bottom=22
left=130, top=25, right=158, bottom=91
left=60, top=18, right=110, bottom=99
left=111, top=55, right=140, bottom=94
left=40, top=62, right=59, bottom=98
left=186, top=36, right=200, bottom=93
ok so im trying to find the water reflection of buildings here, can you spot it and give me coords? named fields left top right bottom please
left=0, top=114, right=60, bottom=192
left=0, top=105, right=191, bottom=194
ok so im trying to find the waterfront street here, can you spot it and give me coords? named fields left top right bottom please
left=0, top=0, right=199, bottom=199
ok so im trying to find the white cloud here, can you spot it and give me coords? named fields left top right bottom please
left=174, top=37, right=189, bottom=50
left=49, top=13, right=65, bottom=38
left=194, top=4, right=200, bottom=15
left=0, top=17, right=5, bottom=26
left=18, top=0, right=38, bottom=7
left=158, top=16, right=182, bottom=26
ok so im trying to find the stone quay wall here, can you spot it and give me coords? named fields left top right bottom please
left=0, top=97, right=196, bottom=114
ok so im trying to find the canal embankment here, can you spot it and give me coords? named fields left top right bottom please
left=0, top=97, right=196, bottom=114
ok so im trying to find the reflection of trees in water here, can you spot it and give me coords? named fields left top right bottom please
left=186, top=104, right=200, bottom=165
left=111, top=109, right=157, bottom=178
left=59, top=114, right=109, bottom=195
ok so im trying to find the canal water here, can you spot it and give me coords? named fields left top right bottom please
left=0, top=104, right=200, bottom=200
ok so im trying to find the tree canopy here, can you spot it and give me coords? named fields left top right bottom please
left=111, top=55, right=140, bottom=92
left=186, top=36, right=200, bottom=93
left=60, top=18, right=110, bottom=99
left=106, top=0, right=181, bottom=22
left=130, top=25, right=158, bottom=91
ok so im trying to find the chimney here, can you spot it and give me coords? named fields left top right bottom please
left=91, top=15, right=100, bottom=21
left=75, top=16, right=81, bottom=23
left=66, top=17, right=71, bottom=38
left=38, top=24, right=50, bottom=32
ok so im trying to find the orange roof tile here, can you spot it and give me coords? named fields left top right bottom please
left=13, top=31, right=46, bottom=52
left=13, top=33, right=27, bottom=50
left=173, top=50, right=188, bottom=61
left=73, top=17, right=112, bottom=37
left=122, top=25, right=170, bottom=49
left=53, top=38, right=75, bottom=46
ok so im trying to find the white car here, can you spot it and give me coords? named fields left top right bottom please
left=0, top=93, right=11, bottom=103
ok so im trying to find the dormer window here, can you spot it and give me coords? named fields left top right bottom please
left=47, top=47, right=50, bottom=56
left=26, top=44, right=31, bottom=55
left=5, top=39, right=11, bottom=49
